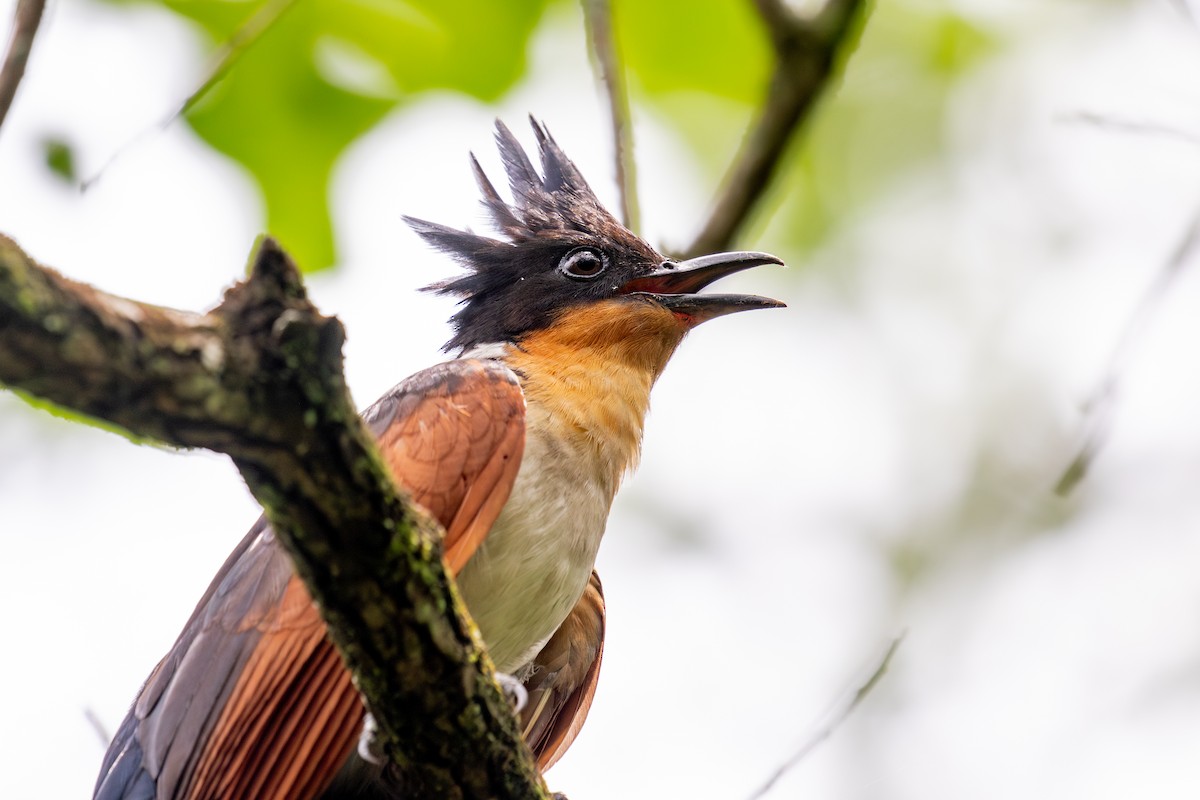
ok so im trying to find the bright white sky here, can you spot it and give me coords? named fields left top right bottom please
left=3, top=1, right=1200, bottom=798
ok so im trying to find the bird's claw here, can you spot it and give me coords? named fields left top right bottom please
left=495, top=672, right=528, bottom=713
left=357, top=712, right=385, bottom=765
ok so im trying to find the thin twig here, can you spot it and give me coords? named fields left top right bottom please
left=0, top=0, right=45, bottom=133
left=683, top=0, right=866, bottom=258
left=1055, top=110, right=1200, bottom=492
left=1063, top=111, right=1200, bottom=147
left=169, top=0, right=300, bottom=124
left=83, top=707, right=112, bottom=749
left=82, top=0, right=299, bottom=191
left=746, top=633, right=904, bottom=800
left=1056, top=205, right=1200, bottom=494
left=581, top=0, right=639, bottom=232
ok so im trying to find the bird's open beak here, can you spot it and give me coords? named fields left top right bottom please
left=619, top=251, right=786, bottom=324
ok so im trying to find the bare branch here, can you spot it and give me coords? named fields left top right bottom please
left=753, top=0, right=798, bottom=48
left=0, top=0, right=45, bottom=133
left=83, top=707, right=111, bottom=750
left=684, top=0, right=867, bottom=258
left=582, top=0, right=640, bottom=232
left=746, top=633, right=904, bottom=800
left=0, top=233, right=549, bottom=800
left=1056, top=205, right=1200, bottom=494
left=1062, top=111, right=1200, bottom=147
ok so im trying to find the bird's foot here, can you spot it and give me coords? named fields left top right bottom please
left=357, top=712, right=385, bottom=765
left=495, top=672, right=528, bottom=713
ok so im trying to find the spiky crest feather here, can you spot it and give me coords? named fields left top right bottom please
left=406, top=118, right=661, bottom=353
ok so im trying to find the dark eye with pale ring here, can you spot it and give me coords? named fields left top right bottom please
left=558, top=247, right=608, bottom=280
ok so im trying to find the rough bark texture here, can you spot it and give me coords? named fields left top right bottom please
left=0, top=233, right=548, bottom=800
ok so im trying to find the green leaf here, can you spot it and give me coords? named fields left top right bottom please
left=615, top=0, right=770, bottom=102
left=182, top=3, right=394, bottom=272
left=314, top=0, right=546, bottom=100
left=102, top=0, right=548, bottom=271
left=41, top=136, right=77, bottom=183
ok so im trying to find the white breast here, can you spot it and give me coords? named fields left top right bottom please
left=453, top=402, right=613, bottom=673
left=452, top=326, right=660, bottom=674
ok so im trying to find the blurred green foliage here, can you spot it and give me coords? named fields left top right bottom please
left=616, top=0, right=771, bottom=101
left=41, top=136, right=77, bottom=182
left=611, top=0, right=996, bottom=253
left=88, top=0, right=995, bottom=269
left=765, top=3, right=996, bottom=252
left=99, top=0, right=548, bottom=271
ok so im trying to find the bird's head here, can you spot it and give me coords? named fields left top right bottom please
left=407, top=118, right=784, bottom=375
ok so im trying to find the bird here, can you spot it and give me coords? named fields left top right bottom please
left=93, top=118, right=784, bottom=800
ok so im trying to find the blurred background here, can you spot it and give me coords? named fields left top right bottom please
left=3, top=0, right=1200, bottom=797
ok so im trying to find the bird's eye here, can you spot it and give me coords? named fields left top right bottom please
left=558, top=247, right=608, bottom=280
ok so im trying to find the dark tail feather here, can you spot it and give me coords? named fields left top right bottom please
left=93, top=712, right=155, bottom=800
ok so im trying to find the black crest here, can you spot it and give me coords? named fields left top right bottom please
left=406, top=117, right=663, bottom=353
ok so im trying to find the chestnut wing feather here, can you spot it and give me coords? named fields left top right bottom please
left=520, top=571, right=606, bottom=771
left=367, top=359, right=526, bottom=571
left=95, top=359, right=526, bottom=800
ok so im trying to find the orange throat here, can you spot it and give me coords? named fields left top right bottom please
left=506, top=298, right=687, bottom=492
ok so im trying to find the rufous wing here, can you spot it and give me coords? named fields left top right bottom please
left=367, top=358, right=526, bottom=572
left=95, top=359, right=527, bottom=800
left=520, top=571, right=606, bottom=771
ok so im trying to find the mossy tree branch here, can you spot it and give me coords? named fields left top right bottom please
left=0, top=233, right=548, bottom=800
